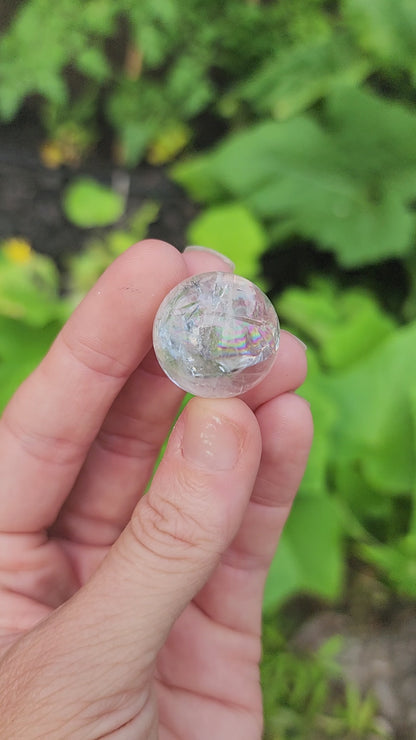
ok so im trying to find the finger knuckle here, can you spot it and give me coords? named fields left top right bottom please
left=60, top=329, right=130, bottom=380
left=130, top=488, right=217, bottom=569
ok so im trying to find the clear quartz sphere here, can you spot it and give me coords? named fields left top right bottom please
left=152, top=271, right=280, bottom=398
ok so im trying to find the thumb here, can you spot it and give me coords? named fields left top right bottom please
left=106, top=396, right=262, bottom=658
left=2, top=398, right=261, bottom=736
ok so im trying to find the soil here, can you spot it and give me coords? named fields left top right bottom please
left=0, top=118, right=198, bottom=264
left=294, top=607, right=416, bottom=739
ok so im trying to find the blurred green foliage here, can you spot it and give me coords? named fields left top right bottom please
left=0, top=202, right=159, bottom=410
left=167, top=0, right=416, bottom=613
left=0, top=241, right=64, bottom=406
left=1, top=0, right=416, bottom=734
left=62, top=178, right=126, bottom=228
left=0, top=0, right=315, bottom=163
left=262, top=628, right=387, bottom=739
left=262, top=285, right=416, bottom=609
left=173, top=88, right=416, bottom=268
left=2, top=0, right=416, bottom=165
left=188, top=203, right=268, bottom=283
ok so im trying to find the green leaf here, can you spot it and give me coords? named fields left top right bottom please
left=344, top=0, right=416, bottom=79
left=278, top=279, right=396, bottom=370
left=82, top=0, right=117, bottom=35
left=76, top=46, right=111, bottom=82
left=129, top=0, right=179, bottom=68
left=334, top=460, right=394, bottom=531
left=187, top=203, right=268, bottom=280
left=274, top=280, right=416, bottom=573
left=294, top=348, right=339, bottom=498
left=123, top=201, right=160, bottom=243
left=325, top=86, right=416, bottom=184
left=409, top=384, right=416, bottom=534
left=171, top=156, right=226, bottom=202
left=0, top=251, right=62, bottom=326
left=360, top=535, right=416, bottom=597
left=329, top=320, right=416, bottom=495
left=66, top=202, right=160, bottom=299
left=106, top=79, right=167, bottom=165
left=241, top=33, right=370, bottom=120
left=263, top=496, right=344, bottom=611
left=62, top=178, right=125, bottom=228
left=0, top=318, right=62, bottom=412
left=176, top=88, right=416, bottom=267
left=167, top=56, right=213, bottom=117
left=0, top=0, right=115, bottom=121
left=403, top=253, right=416, bottom=321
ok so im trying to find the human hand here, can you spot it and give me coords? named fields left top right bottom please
left=0, top=240, right=312, bottom=739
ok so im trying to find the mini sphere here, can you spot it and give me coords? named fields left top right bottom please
left=152, top=271, right=280, bottom=398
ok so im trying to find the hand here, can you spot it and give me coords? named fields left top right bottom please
left=0, top=240, right=312, bottom=739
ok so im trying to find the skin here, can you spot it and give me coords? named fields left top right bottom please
left=0, top=240, right=313, bottom=739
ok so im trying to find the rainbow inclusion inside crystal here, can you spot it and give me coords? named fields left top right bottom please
left=153, top=271, right=280, bottom=398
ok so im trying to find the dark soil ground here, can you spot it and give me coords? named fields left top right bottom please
left=292, top=600, right=416, bottom=738
left=0, top=118, right=198, bottom=263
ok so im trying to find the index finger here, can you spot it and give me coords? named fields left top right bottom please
left=0, top=240, right=187, bottom=532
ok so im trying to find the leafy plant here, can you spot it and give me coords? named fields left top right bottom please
left=62, top=177, right=126, bottom=228
left=0, top=200, right=158, bottom=413
left=160, top=1, right=416, bottom=609
left=173, top=86, right=416, bottom=268
left=261, top=622, right=388, bottom=739
left=0, top=0, right=117, bottom=121
left=0, top=239, right=65, bottom=411
left=4, top=0, right=416, bottom=169
left=343, top=0, right=416, bottom=82
left=65, top=200, right=159, bottom=302
left=262, top=627, right=341, bottom=739
left=261, top=277, right=416, bottom=609
left=0, top=239, right=63, bottom=326
left=236, top=32, right=369, bottom=122
left=187, top=203, right=268, bottom=282
left=1, top=0, right=371, bottom=167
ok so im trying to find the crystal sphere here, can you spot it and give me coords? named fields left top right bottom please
left=153, top=271, right=280, bottom=398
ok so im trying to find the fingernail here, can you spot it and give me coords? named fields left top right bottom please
left=182, top=402, right=242, bottom=471
left=292, top=334, right=308, bottom=351
left=184, top=245, right=235, bottom=272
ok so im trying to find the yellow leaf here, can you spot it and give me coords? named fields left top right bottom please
left=2, top=238, right=33, bottom=264
left=40, top=141, right=64, bottom=169
left=147, top=123, right=191, bottom=165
